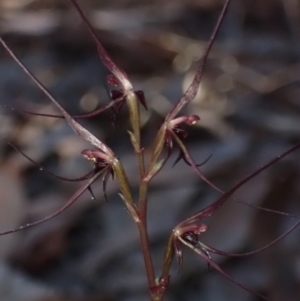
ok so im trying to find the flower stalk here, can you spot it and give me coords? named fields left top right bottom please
left=2, top=0, right=300, bottom=300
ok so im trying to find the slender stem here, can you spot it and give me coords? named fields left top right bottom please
left=126, top=92, right=145, bottom=179
left=161, top=234, right=175, bottom=279
left=126, top=91, right=157, bottom=299
left=137, top=215, right=156, bottom=292
left=126, top=90, right=149, bottom=234
left=139, top=178, right=148, bottom=212
left=126, top=93, right=147, bottom=211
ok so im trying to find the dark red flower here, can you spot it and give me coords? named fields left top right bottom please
left=171, top=142, right=300, bottom=299
left=107, top=74, right=147, bottom=119
left=165, top=114, right=200, bottom=163
left=81, top=149, right=114, bottom=202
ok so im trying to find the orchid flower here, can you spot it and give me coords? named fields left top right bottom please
left=0, top=17, right=139, bottom=234
left=164, top=142, right=300, bottom=299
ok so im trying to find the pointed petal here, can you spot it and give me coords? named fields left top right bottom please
left=166, top=0, right=231, bottom=120
left=203, top=218, right=300, bottom=258
left=135, top=90, right=148, bottom=110
left=237, top=200, right=296, bottom=218
left=0, top=171, right=103, bottom=236
left=180, top=142, right=300, bottom=226
left=179, top=237, right=268, bottom=300
left=102, top=168, right=112, bottom=202
left=172, top=150, right=185, bottom=167
left=88, top=186, right=96, bottom=200
left=1, top=95, right=125, bottom=120
left=5, top=139, right=95, bottom=182
left=198, top=251, right=268, bottom=300
left=173, top=238, right=183, bottom=269
left=0, top=105, right=64, bottom=118
left=69, top=0, right=133, bottom=92
left=0, top=37, right=113, bottom=156
left=173, top=149, right=214, bottom=168
left=171, top=131, right=223, bottom=193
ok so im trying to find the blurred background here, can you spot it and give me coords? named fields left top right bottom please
left=0, top=0, right=300, bottom=300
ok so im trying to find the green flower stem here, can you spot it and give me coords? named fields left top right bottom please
left=137, top=217, right=156, bottom=295
left=148, top=124, right=167, bottom=174
left=126, top=92, right=157, bottom=297
left=126, top=91, right=145, bottom=179
left=161, top=233, right=175, bottom=281
left=113, top=159, right=136, bottom=209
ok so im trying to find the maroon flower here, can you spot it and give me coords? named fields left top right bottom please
left=165, top=115, right=200, bottom=164
left=107, top=75, right=147, bottom=116
left=146, top=114, right=220, bottom=191
left=81, top=149, right=114, bottom=202
left=170, top=142, right=300, bottom=299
